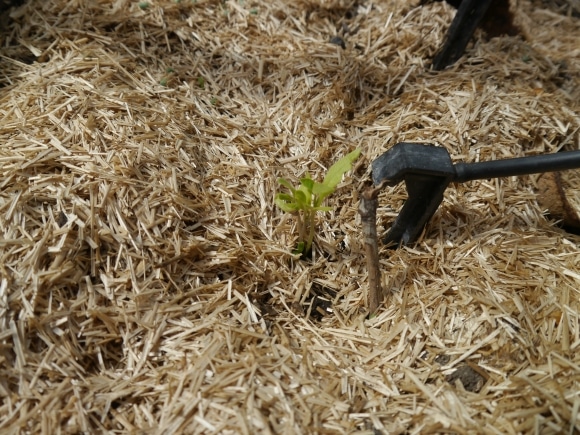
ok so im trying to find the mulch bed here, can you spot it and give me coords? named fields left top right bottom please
left=1, top=0, right=579, bottom=432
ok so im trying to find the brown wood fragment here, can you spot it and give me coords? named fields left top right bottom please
left=537, top=171, right=580, bottom=229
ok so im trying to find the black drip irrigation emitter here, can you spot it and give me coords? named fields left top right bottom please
left=371, top=142, right=580, bottom=247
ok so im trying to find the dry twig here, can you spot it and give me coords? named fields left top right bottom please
left=359, top=180, right=389, bottom=314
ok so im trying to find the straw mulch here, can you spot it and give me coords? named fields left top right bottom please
left=1, top=0, right=579, bottom=433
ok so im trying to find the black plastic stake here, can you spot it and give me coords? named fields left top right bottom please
left=432, top=0, right=494, bottom=70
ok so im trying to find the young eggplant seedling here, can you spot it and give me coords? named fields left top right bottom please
left=275, top=149, right=361, bottom=256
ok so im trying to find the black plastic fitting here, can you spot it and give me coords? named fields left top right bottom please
left=372, top=142, right=580, bottom=247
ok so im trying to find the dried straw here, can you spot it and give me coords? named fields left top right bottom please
left=1, top=0, right=579, bottom=433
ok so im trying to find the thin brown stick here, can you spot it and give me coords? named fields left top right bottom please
left=359, top=181, right=388, bottom=314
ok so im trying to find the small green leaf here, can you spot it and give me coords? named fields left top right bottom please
left=294, top=188, right=310, bottom=207
left=311, top=181, right=333, bottom=195
left=277, top=178, right=295, bottom=193
left=275, top=195, right=300, bottom=212
left=311, top=183, right=333, bottom=208
left=300, top=177, right=314, bottom=192
left=278, top=204, right=300, bottom=213
left=275, top=193, right=295, bottom=202
left=278, top=178, right=294, bottom=190
left=292, top=241, right=305, bottom=255
left=322, top=148, right=361, bottom=188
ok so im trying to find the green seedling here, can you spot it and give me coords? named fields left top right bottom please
left=275, top=148, right=361, bottom=256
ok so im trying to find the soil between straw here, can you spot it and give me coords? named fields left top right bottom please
left=1, top=0, right=580, bottom=433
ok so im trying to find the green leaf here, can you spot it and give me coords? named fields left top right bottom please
left=277, top=178, right=295, bottom=193
left=276, top=193, right=295, bottom=203
left=297, top=184, right=314, bottom=208
left=322, top=148, right=361, bottom=189
left=300, top=177, right=314, bottom=192
left=311, top=181, right=334, bottom=196
left=294, top=189, right=309, bottom=208
left=275, top=195, right=300, bottom=212
left=311, top=181, right=335, bottom=207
